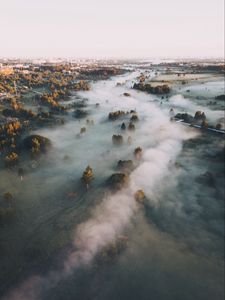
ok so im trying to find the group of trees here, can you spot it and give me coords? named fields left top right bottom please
left=0, top=120, right=28, bottom=156
left=80, top=145, right=143, bottom=189
left=175, top=111, right=223, bottom=130
left=0, top=66, right=90, bottom=102
left=2, top=107, right=36, bottom=120
left=23, top=134, right=52, bottom=154
left=0, top=131, right=51, bottom=168
left=133, top=82, right=170, bottom=95
left=40, top=93, right=65, bottom=112
left=215, top=94, right=225, bottom=101
left=39, top=81, right=89, bottom=112
left=108, top=110, right=128, bottom=121
left=73, top=80, right=90, bottom=91
left=79, top=68, right=126, bottom=80
left=0, top=74, right=17, bottom=94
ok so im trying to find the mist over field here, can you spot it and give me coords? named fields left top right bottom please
left=0, top=0, right=224, bottom=297
left=0, top=67, right=224, bottom=300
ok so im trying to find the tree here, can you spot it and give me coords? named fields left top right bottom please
left=216, top=123, right=222, bottom=130
left=134, top=189, right=145, bottom=203
left=81, top=166, right=94, bottom=189
left=112, top=135, right=123, bottom=145
left=5, top=152, right=19, bottom=167
left=134, top=147, right=143, bottom=160
left=201, top=120, right=208, bottom=128
left=121, top=123, right=126, bottom=130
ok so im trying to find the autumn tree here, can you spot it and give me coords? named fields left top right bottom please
left=81, top=166, right=94, bottom=189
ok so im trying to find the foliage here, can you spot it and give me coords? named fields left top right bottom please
left=82, top=166, right=94, bottom=184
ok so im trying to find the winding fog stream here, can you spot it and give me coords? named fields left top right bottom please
left=1, top=71, right=224, bottom=300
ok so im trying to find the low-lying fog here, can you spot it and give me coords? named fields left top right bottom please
left=1, top=71, right=224, bottom=300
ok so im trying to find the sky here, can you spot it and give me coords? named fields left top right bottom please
left=0, top=0, right=224, bottom=59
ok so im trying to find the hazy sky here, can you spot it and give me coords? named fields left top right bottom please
left=0, top=0, right=224, bottom=58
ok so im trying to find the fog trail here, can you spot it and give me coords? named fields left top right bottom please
left=2, top=71, right=198, bottom=300
left=169, top=94, right=224, bottom=124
